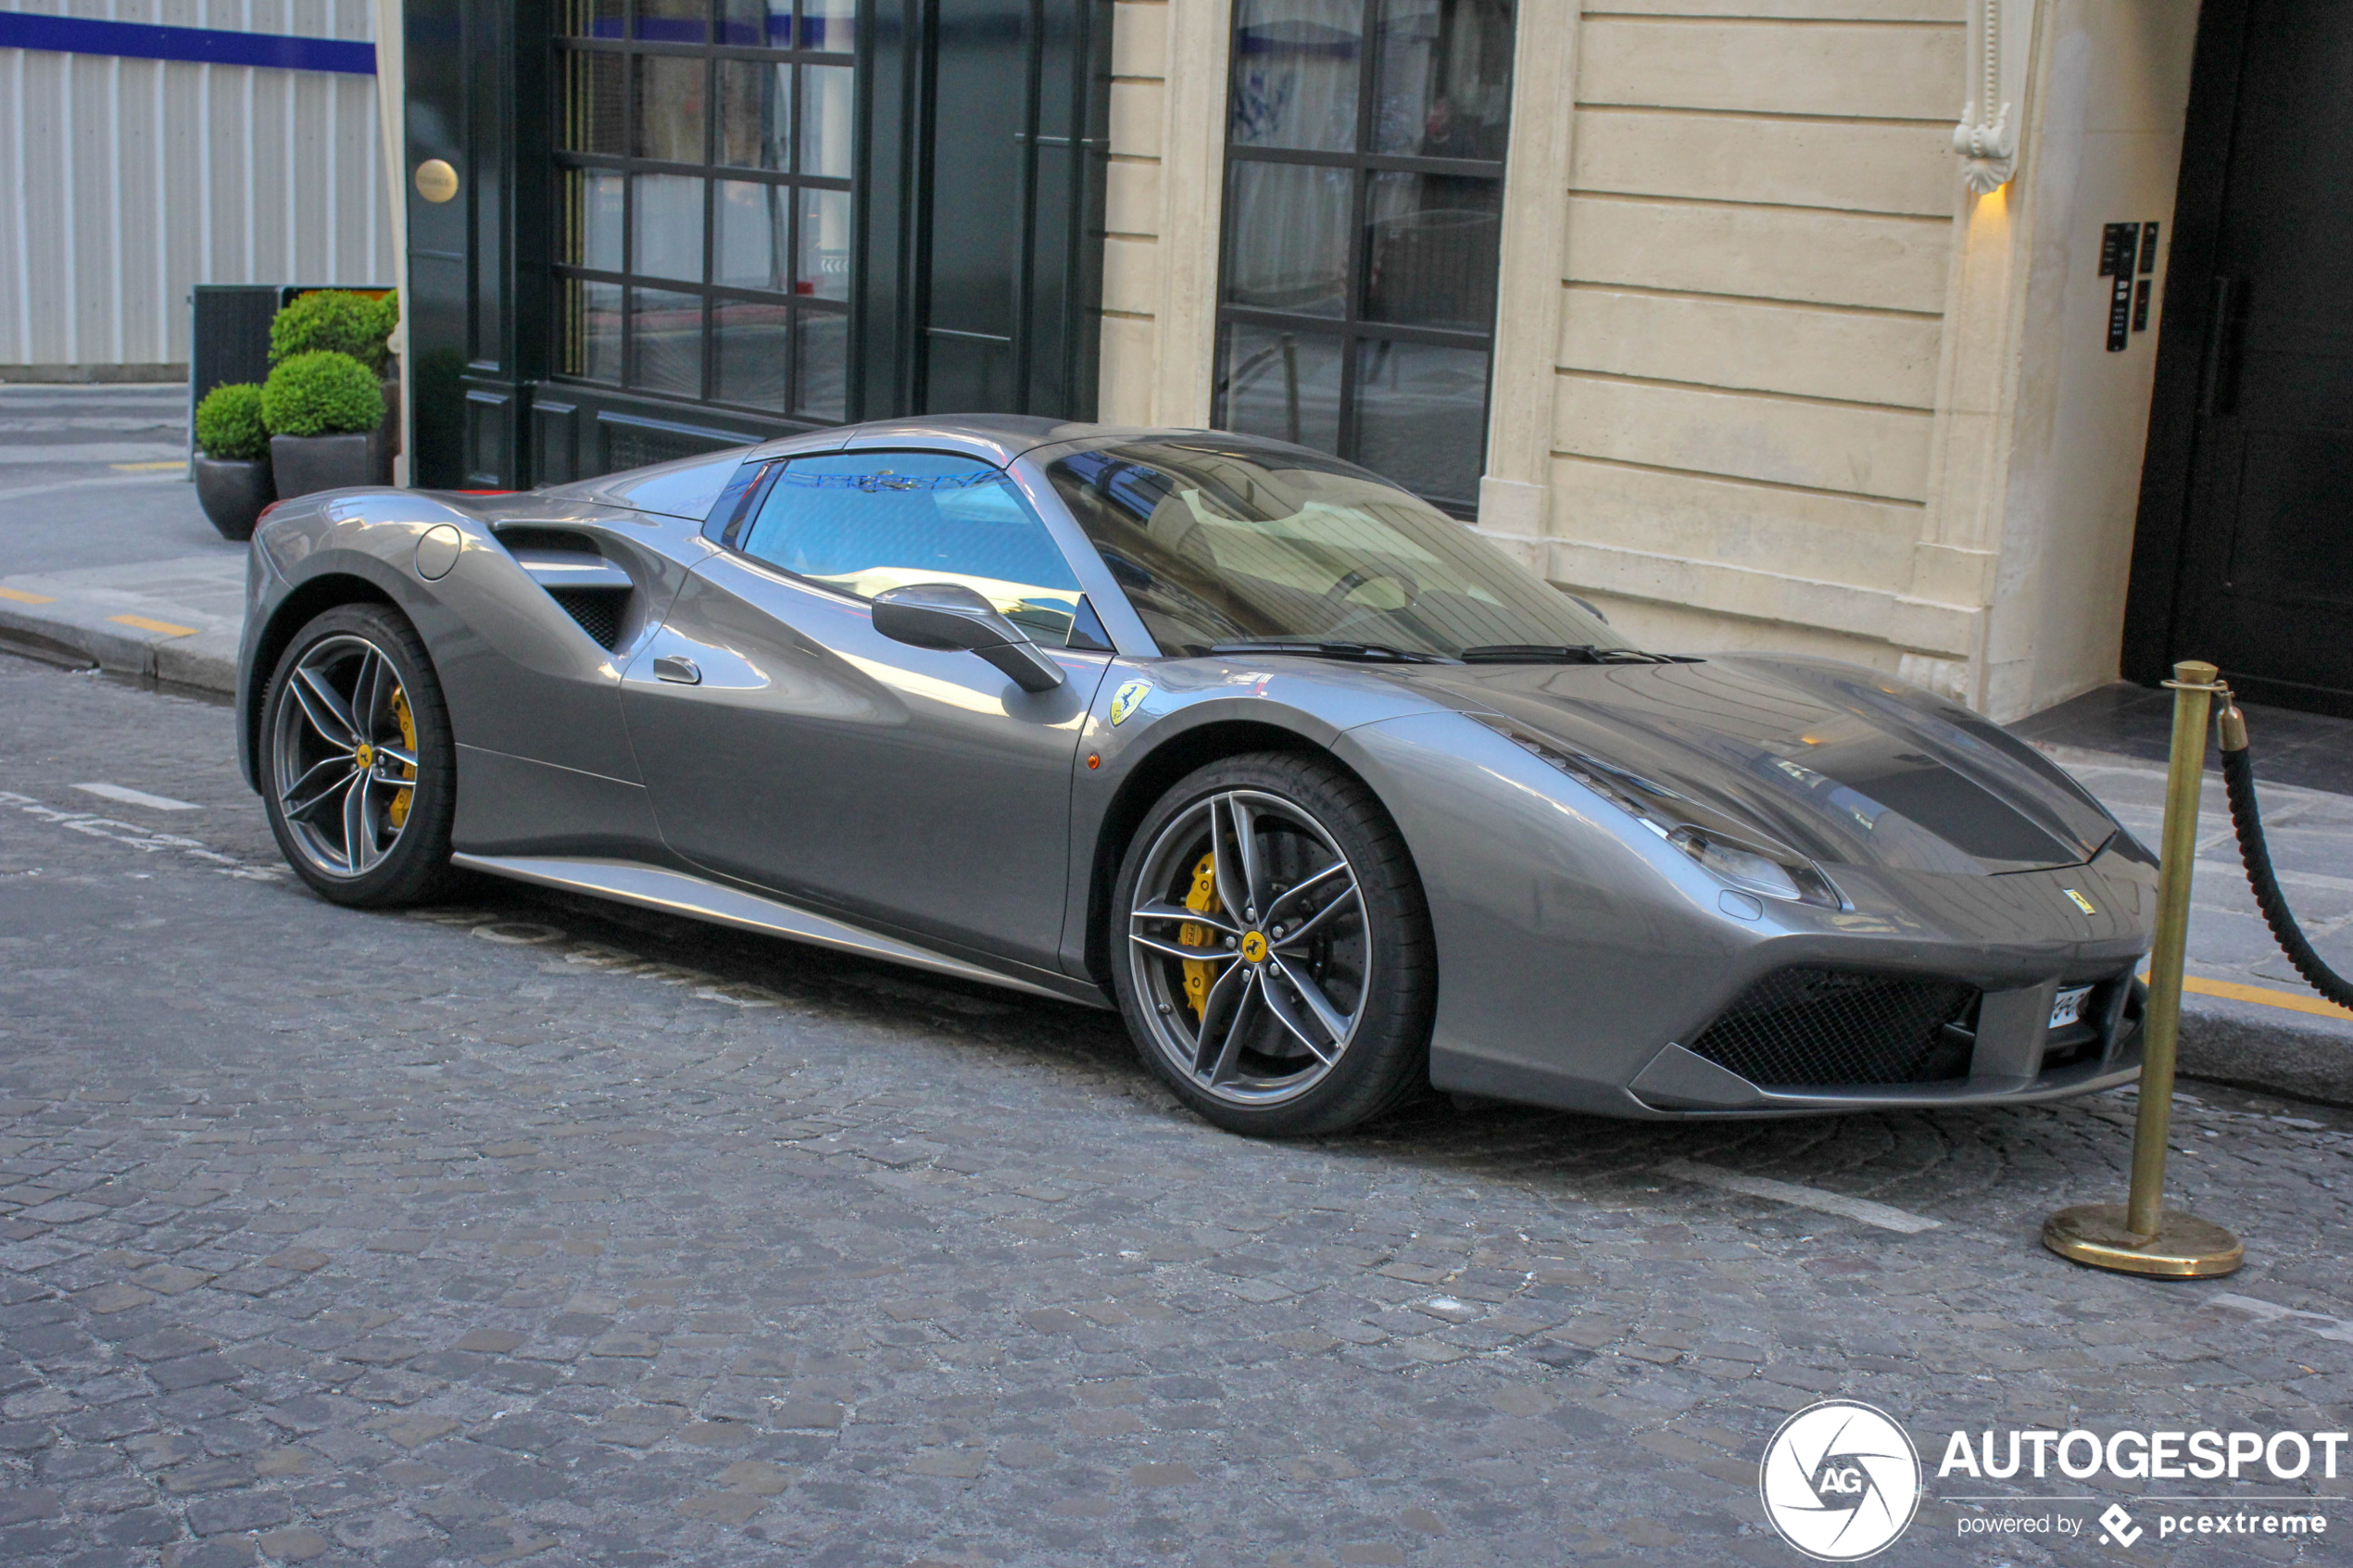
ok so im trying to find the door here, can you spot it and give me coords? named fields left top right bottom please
left=909, top=0, right=1109, bottom=416
left=2139, top=0, right=2353, bottom=713
left=619, top=448, right=1111, bottom=971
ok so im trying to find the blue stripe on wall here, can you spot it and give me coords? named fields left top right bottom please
left=0, top=12, right=377, bottom=75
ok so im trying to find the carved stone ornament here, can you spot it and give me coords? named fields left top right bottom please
left=1953, top=0, right=2035, bottom=194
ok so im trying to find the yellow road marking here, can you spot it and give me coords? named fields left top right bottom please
left=110, top=460, right=186, bottom=471
left=107, top=613, right=197, bottom=637
left=2144, top=968, right=2353, bottom=1022
left=2183, top=972, right=2353, bottom=1022
left=0, top=586, right=57, bottom=604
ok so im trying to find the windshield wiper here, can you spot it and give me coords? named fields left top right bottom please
left=1456, top=644, right=1697, bottom=665
left=1207, top=640, right=1450, bottom=664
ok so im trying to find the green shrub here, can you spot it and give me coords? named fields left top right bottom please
left=270, top=289, right=394, bottom=372
left=261, top=351, right=385, bottom=438
left=364, top=289, right=400, bottom=356
left=194, top=383, right=269, bottom=461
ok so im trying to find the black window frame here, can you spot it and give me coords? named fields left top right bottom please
left=549, top=0, right=856, bottom=422
left=1213, top=0, right=1514, bottom=519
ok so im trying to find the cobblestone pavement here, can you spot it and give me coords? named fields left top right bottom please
left=1, top=656, right=2349, bottom=1568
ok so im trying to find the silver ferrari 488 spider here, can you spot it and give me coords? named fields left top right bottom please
left=236, top=417, right=2156, bottom=1135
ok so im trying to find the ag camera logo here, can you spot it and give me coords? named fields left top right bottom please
left=1760, top=1400, right=1922, bottom=1561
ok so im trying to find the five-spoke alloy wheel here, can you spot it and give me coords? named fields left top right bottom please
left=1112, top=752, right=1435, bottom=1136
left=260, top=605, right=456, bottom=907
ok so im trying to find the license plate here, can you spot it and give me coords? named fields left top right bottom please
left=2049, top=985, right=2094, bottom=1030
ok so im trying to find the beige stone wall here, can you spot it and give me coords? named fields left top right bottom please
left=1483, top=1, right=1970, bottom=680
left=1097, top=0, right=1227, bottom=430
left=1092, top=0, right=2203, bottom=721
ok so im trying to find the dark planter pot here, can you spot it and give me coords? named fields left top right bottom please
left=193, top=455, right=275, bottom=542
left=271, top=432, right=380, bottom=501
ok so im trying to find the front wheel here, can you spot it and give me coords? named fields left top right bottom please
left=258, top=603, right=457, bottom=908
left=1110, top=751, right=1436, bottom=1136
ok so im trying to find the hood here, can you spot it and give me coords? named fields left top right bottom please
left=1399, top=657, right=2122, bottom=876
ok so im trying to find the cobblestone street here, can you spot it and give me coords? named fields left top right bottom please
left=2, top=656, right=2349, bottom=1567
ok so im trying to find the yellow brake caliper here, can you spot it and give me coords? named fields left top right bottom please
left=387, top=687, right=418, bottom=830
left=1177, top=852, right=1222, bottom=1020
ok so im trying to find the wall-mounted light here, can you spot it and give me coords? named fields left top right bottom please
left=1953, top=0, right=2035, bottom=194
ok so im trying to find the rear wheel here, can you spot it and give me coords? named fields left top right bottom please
left=259, top=604, right=457, bottom=908
left=1111, top=751, right=1435, bottom=1136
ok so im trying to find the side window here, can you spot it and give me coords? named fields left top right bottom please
left=736, top=451, right=1089, bottom=644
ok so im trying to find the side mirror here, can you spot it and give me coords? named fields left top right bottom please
left=871, top=582, right=1066, bottom=694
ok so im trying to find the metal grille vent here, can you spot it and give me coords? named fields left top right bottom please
left=1688, top=968, right=1979, bottom=1088
left=548, top=587, right=623, bottom=650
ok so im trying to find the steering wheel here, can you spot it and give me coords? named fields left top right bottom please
left=1325, top=565, right=1420, bottom=609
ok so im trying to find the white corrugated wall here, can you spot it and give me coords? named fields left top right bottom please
left=0, top=0, right=394, bottom=370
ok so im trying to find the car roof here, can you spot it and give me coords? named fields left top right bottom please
left=738, top=416, right=1209, bottom=470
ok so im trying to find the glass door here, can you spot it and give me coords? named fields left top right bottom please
left=1214, top=0, right=1515, bottom=515
left=551, top=0, right=856, bottom=424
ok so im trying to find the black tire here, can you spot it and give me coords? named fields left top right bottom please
left=258, top=603, right=458, bottom=908
left=1110, top=750, right=1436, bottom=1136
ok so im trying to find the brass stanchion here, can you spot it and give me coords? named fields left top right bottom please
left=2043, top=659, right=2245, bottom=1278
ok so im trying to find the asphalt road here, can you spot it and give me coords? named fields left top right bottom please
left=2, top=654, right=2350, bottom=1567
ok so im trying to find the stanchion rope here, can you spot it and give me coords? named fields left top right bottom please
left=2215, top=691, right=2353, bottom=1011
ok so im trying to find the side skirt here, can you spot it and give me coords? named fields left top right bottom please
left=451, top=853, right=1112, bottom=1009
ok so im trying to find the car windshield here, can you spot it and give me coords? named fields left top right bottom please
left=1043, top=439, right=1632, bottom=659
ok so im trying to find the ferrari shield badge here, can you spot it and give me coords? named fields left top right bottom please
left=1109, top=679, right=1150, bottom=726
left=2063, top=888, right=2096, bottom=915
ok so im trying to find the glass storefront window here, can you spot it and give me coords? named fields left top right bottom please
left=554, top=0, right=852, bottom=419
left=1214, top=0, right=1513, bottom=516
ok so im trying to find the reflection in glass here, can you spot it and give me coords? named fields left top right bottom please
left=633, top=174, right=705, bottom=281
left=712, top=300, right=790, bottom=409
left=717, top=0, right=788, bottom=45
left=1372, top=0, right=1514, bottom=159
left=1362, top=171, right=1500, bottom=331
left=631, top=288, right=704, bottom=395
left=1217, top=323, right=1342, bottom=455
left=796, top=311, right=847, bottom=420
left=634, top=54, right=707, bottom=162
left=562, top=169, right=626, bottom=271
left=716, top=60, right=789, bottom=169
left=635, top=0, right=708, bottom=44
left=713, top=181, right=789, bottom=290
left=561, top=50, right=627, bottom=154
left=802, top=0, right=855, bottom=52
left=1353, top=338, right=1488, bottom=504
left=560, top=0, right=624, bottom=38
left=1222, top=162, right=1349, bottom=317
left=1229, top=0, right=1362, bottom=152
left=799, top=65, right=853, bottom=178
left=564, top=279, right=625, bottom=382
left=798, top=188, right=850, bottom=299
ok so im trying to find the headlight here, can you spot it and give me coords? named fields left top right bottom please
left=1472, top=715, right=1843, bottom=909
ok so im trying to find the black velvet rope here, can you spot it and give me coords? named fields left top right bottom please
left=2218, top=737, right=2353, bottom=1010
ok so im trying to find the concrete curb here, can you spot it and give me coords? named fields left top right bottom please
left=0, top=594, right=238, bottom=694
left=0, top=553, right=244, bottom=696
left=2180, top=991, right=2353, bottom=1109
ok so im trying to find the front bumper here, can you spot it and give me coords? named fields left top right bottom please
left=1340, top=712, right=2159, bottom=1121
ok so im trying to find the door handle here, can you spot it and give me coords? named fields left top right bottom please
left=2200, top=275, right=2245, bottom=418
left=653, top=655, right=701, bottom=685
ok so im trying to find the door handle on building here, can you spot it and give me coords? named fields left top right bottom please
left=2200, top=275, right=2245, bottom=418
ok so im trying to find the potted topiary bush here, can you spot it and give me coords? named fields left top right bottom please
left=262, top=350, right=387, bottom=500
left=271, top=289, right=401, bottom=478
left=192, top=383, right=275, bottom=541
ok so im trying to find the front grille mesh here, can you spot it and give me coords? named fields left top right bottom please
left=548, top=587, right=623, bottom=649
left=1688, top=969, right=1979, bottom=1087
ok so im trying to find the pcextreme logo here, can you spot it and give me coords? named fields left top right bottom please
left=1759, top=1400, right=1923, bottom=1561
